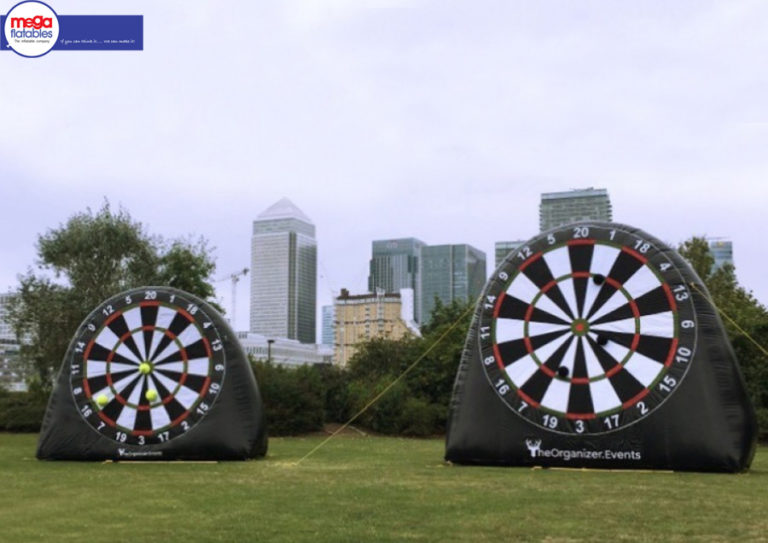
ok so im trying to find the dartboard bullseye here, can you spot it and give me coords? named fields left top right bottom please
left=479, top=224, right=697, bottom=435
left=69, top=288, right=226, bottom=446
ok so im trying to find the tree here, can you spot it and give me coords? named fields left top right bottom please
left=678, top=237, right=768, bottom=437
left=409, top=298, right=474, bottom=406
left=342, top=297, right=475, bottom=435
left=156, top=239, right=218, bottom=303
left=678, top=237, right=715, bottom=282
left=7, top=202, right=219, bottom=391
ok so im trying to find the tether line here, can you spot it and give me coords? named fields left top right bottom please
left=689, top=282, right=768, bottom=359
left=295, top=301, right=477, bottom=466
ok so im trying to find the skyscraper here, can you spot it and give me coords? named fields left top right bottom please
left=539, top=188, right=612, bottom=231
left=321, top=305, right=334, bottom=346
left=368, top=238, right=425, bottom=323
left=0, top=292, right=15, bottom=344
left=709, top=240, right=734, bottom=272
left=250, top=198, right=317, bottom=343
left=494, top=240, right=525, bottom=268
left=421, top=244, right=486, bottom=325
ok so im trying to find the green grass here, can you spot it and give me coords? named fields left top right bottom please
left=1, top=433, right=767, bottom=542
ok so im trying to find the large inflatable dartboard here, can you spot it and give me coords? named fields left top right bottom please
left=37, top=287, right=268, bottom=461
left=446, top=222, right=757, bottom=472
left=70, top=289, right=226, bottom=445
left=480, top=224, right=696, bottom=435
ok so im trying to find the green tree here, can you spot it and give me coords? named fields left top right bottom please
left=343, top=297, right=475, bottom=436
left=679, top=237, right=768, bottom=437
left=409, top=298, right=474, bottom=407
left=156, top=239, right=217, bottom=302
left=678, top=237, right=715, bottom=282
left=7, top=202, right=219, bottom=391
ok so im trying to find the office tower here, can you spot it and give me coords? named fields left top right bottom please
left=0, top=292, right=23, bottom=391
left=368, top=238, right=425, bottom=323
left=709, top=240, right=733, bottom=272
left=421, top=244, right=486, bottom=325
left=539, top=188, right=612, bottom=232
left=0, top=292, right=15, bottom=344
left=333, top=288, right=420, bottom=366
left=250, top=198, right=317, bottom=343
left=494, top=240, right=525, bottom=268
left=321, top=305, right=334, bottom=346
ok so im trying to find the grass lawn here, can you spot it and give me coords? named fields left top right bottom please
left=0, top=433, right=766, bottom=542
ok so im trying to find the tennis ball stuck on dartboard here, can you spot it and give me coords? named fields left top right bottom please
left=145, top=389, right=158, bottom=402
left=96, top=394, right=109, bottom=407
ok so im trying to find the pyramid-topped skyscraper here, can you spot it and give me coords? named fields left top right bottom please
left=250, top=198, right=317, bottom=343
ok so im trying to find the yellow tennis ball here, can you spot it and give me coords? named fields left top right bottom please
left=96, top=394, right=109, bottom=407
left=145, top=389, right=158, bottom=402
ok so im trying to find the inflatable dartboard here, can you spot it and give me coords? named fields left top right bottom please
left=445, top=222, right=757, bottom=472
left=37, top=287, right=268, bottom=461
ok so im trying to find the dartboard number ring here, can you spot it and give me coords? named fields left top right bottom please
left=70, top=288, right=226, bottom=445
left=479, top=224, right=697, bottom=435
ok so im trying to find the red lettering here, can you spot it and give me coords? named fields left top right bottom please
left=10, top=15, right=52, bottom=29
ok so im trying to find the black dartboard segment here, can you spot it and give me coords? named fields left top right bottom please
left=479, top=224, right=697, bottom=435
left=69, top=289, right=226, bottom=446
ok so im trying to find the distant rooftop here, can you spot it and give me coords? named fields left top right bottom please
left=336, top=288, right=401, bottom=301
left=256, top=197, right=313, bottom=224
left=541, top=187, right=608, bottom=200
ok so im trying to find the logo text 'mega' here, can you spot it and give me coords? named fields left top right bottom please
left=10, top=16, right=52, bottom=29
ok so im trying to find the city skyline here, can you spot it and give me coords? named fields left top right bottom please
left=2, top=1, right=767, bottom=338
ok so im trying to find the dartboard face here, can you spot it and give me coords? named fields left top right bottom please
left=480, top=224, right=697, bottom=435
left=69, top=288, right=225, bottom=446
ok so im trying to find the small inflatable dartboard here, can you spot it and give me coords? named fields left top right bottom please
left=70, top=288, right=225, bottom=445
left=37, top=286, right=268, bottom=461
left=479, top=224, right=697, bottom=435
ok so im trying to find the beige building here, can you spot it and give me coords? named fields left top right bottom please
left=333, top=288, right=420, bottom=366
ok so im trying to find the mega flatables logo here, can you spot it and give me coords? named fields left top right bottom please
left=3, top=1, right=59, bottom=57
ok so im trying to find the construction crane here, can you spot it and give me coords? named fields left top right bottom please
left=217, top=268, right=249, bottom=326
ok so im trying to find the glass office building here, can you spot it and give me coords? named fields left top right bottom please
left=321, top=305, right=334, bottom=346
left=709, top=240, right=733, bottom=272
left=539, top=188, right=612, bottom=232
left=494, top=240, right=525, bottom=268
left=250, top=198, right=317, bottom=344
left=368, top=238, right=425, bottom=323
left=421, top=244, right=486, bottom=326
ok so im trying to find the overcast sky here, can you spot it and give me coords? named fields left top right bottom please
left=2, top=0, right=767, bottom=337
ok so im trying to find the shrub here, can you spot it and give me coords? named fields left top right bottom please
left=755, top=407, right=768, bottom=443
left=0, top=391, right=47, bottom=432
left=250, top=360, right=326, bottom=436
